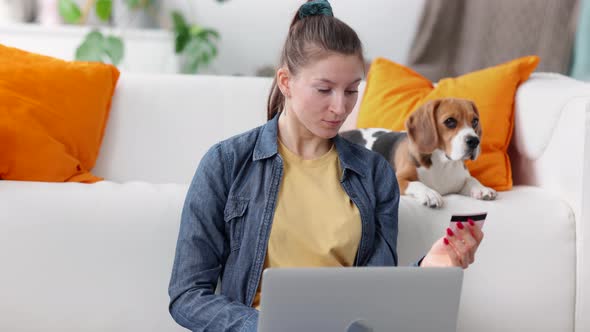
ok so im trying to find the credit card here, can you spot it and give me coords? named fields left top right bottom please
left=450, top=212, right=487, bottom=230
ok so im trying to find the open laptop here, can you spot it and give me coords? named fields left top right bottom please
left=258, top=267, right=463, bottom=332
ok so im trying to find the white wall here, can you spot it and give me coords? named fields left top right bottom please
left=164, top=0, right=425, bottom=76
left=0, top=23, right=179, bottom=73
left=0, top=1, right=424, bottom=76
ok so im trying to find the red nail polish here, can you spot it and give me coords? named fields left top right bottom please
left=468, top=219, right=475, bottom=227
left=457, top=221, right=464, bottom=229
left=446, top=228, right=454, bottom=236
left=444, top=238, right=449, bottom=245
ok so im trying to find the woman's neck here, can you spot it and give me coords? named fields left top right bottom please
left=277, top=111, right=333, bottom=160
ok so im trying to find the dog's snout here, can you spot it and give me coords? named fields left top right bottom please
left=465, top=136, right=480, bottom=149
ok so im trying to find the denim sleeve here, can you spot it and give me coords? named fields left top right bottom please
left=365, top=158, right=399, bottom=267
left=168, top=143, right=259, bottom=332
left=412, top=256, right=425, bottom=267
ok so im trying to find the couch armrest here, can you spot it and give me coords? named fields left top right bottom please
left=510, top=72, right=590, bottom=332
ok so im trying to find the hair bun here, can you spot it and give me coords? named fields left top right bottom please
left=298, top=0, right=333, bottom=19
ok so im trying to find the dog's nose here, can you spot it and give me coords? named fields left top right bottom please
left=465, top=136, right=480, bottom=149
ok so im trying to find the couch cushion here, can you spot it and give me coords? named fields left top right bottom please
left=0, top=182, right=575, bottom=332
left=0, top=44, right=119, bottom=183
left=0, top=180, right=187, bottom=331
left=398, top=186, right=575, bottom=332
left=355, top=56, right=539, bottom=191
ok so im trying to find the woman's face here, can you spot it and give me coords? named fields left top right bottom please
left=282, top=53, right=364, bottom=139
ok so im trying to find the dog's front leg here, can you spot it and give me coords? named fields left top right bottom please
left=460, top=176, right=497, bottom=200
left=403, top=181, right=444, bottom=208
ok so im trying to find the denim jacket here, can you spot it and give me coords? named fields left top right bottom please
left=168, top=114, right=401, bottom=332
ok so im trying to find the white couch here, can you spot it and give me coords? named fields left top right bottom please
left=0, top=72, right=589, bottom=332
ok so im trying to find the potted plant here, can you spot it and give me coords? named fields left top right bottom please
left=58, top=0, right=222, bottom=74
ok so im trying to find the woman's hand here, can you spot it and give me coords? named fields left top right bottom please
left=420, top=220, right=484, bottom=268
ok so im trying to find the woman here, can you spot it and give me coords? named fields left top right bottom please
left=168, top=1, right=483, bottom=331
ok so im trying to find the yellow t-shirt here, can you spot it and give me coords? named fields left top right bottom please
left=252, top=139, right=362, bottom=309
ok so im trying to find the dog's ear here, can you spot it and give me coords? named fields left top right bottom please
left=469, top=100, right=480, bottom=116
left=405, top=99, right=441, bottom=154
left=469, top=100, right=483, bottom=137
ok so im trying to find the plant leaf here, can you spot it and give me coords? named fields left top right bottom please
left=170, top=11, right=220, bottom=73
left=95, top=0, right=112, bottom=22
left=210, top=44, right=218, bottom=58
left=185, top=38, right=202, bottom=56
left=172, top=11, right=190, bottom=53
left=185, top=58, right=199, bottom=74
left=175, top=31, right=190, bottom=53
left=183, top=38, right=203, bottom=74
left=103, top=35, right=124, bottom=65
left=76, top=30, right=105, bottom=62
left=58, top=0, right=82, bottom=24
left=201, top=39, right=217, bottom=60
left=189, top=24, right=204, bottom=38
left=201, top=28, right=220, bottom=40
left=85, top=30, right=105, bottom=45
left=171, top=11, right=188, bottom=32
left=201, top=52, right=211, bottom=66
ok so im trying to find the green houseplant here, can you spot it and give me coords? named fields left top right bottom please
left=58, top=0, right=223, bottom=73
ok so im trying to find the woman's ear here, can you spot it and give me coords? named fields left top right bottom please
left=277, top=67, right=291, bottom=98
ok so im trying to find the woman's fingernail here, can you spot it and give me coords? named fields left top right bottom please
left=444, top=238, right=449, bottom=245
left=468, top=219, right=475, bottom=227
left=457, top=221, right=464, bottom=229
left=446, top=228, right=454, bottom=236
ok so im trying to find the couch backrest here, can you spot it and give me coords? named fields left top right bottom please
left=93, top=73, right=271, bottom=183
left=94, top=73, right=365, bottom=184
left=95, top=72, right=589, bottom=187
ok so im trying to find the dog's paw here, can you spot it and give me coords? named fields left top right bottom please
left=471, top=186, right=497, bottom=200
left=415, top=188, right=444, bottom=208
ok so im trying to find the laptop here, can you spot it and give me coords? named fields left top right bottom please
left=258, top=267, right=463, bottom=332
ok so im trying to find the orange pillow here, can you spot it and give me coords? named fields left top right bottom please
left=356, top=56, right=539, bottom=191
left=0, top=44, right=119, bottom=183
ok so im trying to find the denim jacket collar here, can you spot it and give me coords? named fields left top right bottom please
left=253, top=113, right=367, bottom=177
left=252, top=114, right=281, bottom=161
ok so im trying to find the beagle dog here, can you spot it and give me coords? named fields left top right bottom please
left=341, top=98, right=497, bottom=208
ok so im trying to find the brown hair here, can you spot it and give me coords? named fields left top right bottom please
left=266, top=1, right=365, bottom=120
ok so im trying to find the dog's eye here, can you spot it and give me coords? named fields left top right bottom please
left=444, top=118, right=457, bottom=129
left=472, top=118, right=479, bottom=128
